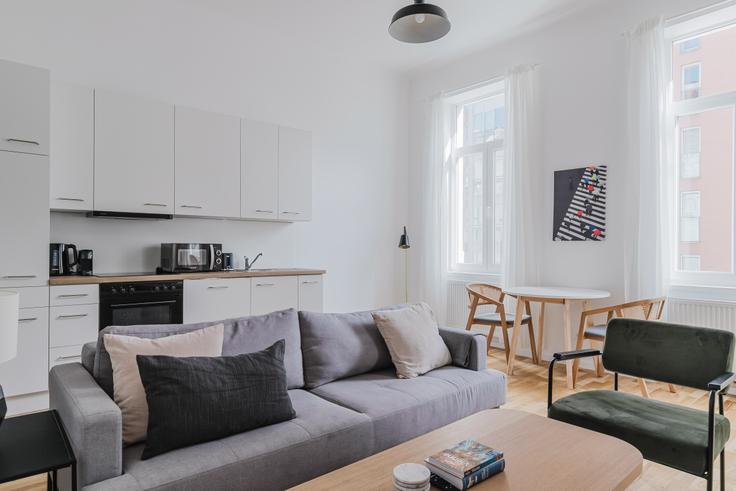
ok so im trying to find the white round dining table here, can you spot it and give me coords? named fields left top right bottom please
left=503, top=286, right=611, bottom=389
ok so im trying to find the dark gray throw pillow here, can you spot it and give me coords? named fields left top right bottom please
left=136, top=339, right=296, bottom=460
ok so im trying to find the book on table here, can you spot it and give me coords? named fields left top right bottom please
left=425, top=439, right=505, bottom=490
left=429, top=459, right=505, bottom=490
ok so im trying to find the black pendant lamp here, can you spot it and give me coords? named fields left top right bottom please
left=398, top=226, right=410, bottom=249
left=389, top=0, right=451, bottom=44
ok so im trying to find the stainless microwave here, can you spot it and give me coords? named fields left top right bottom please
left=160, top=243, right=223, bottom=273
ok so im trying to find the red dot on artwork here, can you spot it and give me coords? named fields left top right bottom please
left=588, top=185, right=594, bottom=191
left=577, top=210, right=583, bottom=217
left=593, top=229, right=601, bottom=236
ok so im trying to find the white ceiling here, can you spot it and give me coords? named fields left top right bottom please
left=176, top=0, right=602, bottom=74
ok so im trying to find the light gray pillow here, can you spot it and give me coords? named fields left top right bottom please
left=372, top=302, right=452, bottom=379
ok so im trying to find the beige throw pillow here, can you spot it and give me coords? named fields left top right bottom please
left=103, top=324, right=224, bottom=445
left=372, top=303, right=452, bottom=379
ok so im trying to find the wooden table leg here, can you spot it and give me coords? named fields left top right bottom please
left=506, top=296, right=526, bottom=376
left=563, top=299, right=574, bottom=389
left=536, top=302, right=545, bottom=365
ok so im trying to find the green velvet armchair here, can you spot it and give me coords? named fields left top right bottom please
left=547, top=318, right=735, bottom=491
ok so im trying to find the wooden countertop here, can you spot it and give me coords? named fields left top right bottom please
left=48, top=269, right=326, bottom=285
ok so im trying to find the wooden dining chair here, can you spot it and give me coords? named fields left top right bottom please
left=464, top=283, right=538, bottom=364
left=572, top=297, right=673, bottom=397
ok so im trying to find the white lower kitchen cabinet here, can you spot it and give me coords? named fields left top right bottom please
left=251, top=276, right=298, bottom=316
left=49, top=345, right=84, bottom=369
left=298, top=275, right=324, bottom=312
left=183, top=278, right=252, bottom=323
left=49, top=303, right=99, bottom=349
left=0, top=286, right=50, bottom=398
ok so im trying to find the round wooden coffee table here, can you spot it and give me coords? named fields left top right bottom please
left=503, top=286, right=610, bottom=388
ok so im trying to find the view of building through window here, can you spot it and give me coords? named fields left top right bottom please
left=672, top=23, right=736, bottom=274
left=449, top=85, right=506, bottom=273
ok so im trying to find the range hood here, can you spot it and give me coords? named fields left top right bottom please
left=86, top=210, right=174, bottom=220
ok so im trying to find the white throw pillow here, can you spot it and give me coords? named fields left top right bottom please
left=372, top=302, right=452, bottom=379
left=103, top=324, right=224, bottom=445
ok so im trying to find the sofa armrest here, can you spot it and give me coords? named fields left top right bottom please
left=49, top=363, right=122, bottom=489
left=439, top=327, right=487, bottom=371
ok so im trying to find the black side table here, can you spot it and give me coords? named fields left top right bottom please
left=0, top=410, right=76, bottom=490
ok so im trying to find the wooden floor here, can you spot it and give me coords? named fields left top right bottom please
left=3, top=351, right=734, bottom=490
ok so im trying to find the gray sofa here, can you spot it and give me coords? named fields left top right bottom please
left=49, top=308, right=506, bottom=490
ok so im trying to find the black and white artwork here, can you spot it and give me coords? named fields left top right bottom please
left=553, top=165, right=607, bottom=241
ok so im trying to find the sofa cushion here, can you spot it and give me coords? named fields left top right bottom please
left=372, top=302, right=452, bottom=379
left=94, top=309, right=304, bottom=396
left=138, top=340, right=296, bottom=459
left=549, top=390, right=730, bottom=476
left=299, top=309, right=395, bottom=388
left=112, top=390, right=372, bottom=491
left=310, top=367, right=506, bottom=451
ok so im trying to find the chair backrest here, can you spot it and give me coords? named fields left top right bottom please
left=615, top=297, right=666, bottom=321
left=602, top=318, right=735, bottom=390
left=465, top=283, right=504, bottom=308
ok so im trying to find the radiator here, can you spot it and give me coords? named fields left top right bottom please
left=667, top=297, right=736, bottom=332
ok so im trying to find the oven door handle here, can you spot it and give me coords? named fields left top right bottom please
left=209, top=244, right=215, bottom=271
left=109, top=300, right=178, bottom=308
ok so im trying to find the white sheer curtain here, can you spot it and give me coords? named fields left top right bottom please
left=417, top=96, right=452, bottom=322
left=624, top=18, right=674, bottom=300
left=502, top=65, right=542, bottom=289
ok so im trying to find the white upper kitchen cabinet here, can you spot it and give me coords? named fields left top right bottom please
left=50, top=81, right=94, bottom=210
left=241, top=119, right=278, bottom=220
left=277, top=126, right=312, bottom=221
left=0, top=152, right=49, bottom=288
left=175, top=107, right=240, bottom=218
left=0, top=59, right=49, bottom=156
left=94, top=89, right=174, bottom=214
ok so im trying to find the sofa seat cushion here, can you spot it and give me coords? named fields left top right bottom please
left=548, top=390, right=730, bottom=476
left=115, top=390, right=373, bottom=491
left=310, top=366, right=506, bottom=451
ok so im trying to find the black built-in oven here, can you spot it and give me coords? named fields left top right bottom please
left=99, top=280, right=183, bottom=330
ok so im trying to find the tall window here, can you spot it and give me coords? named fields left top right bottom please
left=669, top=10, right=736, bottom=284
left=447, top=81, right=506, bottom=273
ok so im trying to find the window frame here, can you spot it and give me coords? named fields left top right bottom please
left=667, top=17, right=736, bottom=287
left=446, top=81, right=506, bottom=275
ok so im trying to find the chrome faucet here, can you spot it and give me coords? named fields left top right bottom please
left=243, top=253, right=262, bottom=271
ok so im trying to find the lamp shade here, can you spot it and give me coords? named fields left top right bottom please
left=389, top=1, right=451, bottom=43
left=398, top=226, right=410, bottom=249
left=0, top=290, right=19, bottom=364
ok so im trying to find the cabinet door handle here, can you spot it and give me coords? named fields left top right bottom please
left=55, top=355, right=81, bottom=361
left=180, top=205, right=203, bottom=209
left=207, top=285, right=229, bottom=290
left=255, top=283, right=275, bottom=287
left=2, top=275, right=37, bottom=279
left=18, top=317, right=38, bottom=322
left=255, top=209, right=274, bottom=214
left=301, top=280, right=319, bottom=285
left=57, top=313, right=88, bottom=319
left=281, top=211, right=301, bottom=215
left=6, top=138, right=40, bottom=145
left=58, top=293, right=89, bottom=298
left=56, top=197, right=85, bottom=202
left=144, top=203, right=168, bottom=207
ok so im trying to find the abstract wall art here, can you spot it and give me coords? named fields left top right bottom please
left=553, top=164, right=607, bottom=241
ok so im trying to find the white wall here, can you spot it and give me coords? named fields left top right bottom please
left=0, top=0, right=409, bottom=312
left=407, top=0, right=722, bottom=357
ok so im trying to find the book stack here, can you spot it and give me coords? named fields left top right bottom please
left=424, top=439, right=505, bottom=490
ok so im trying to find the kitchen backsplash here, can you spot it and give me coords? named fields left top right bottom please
left=50, top=212, right=298, bottom=274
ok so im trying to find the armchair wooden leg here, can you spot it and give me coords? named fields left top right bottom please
left=501, top=327, right=511, bottom=362
left=638, top=379, right=650, bottom=398
left=487, top=325, right=496, bottom=354
left=668, top=383, right=678, bottom=393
